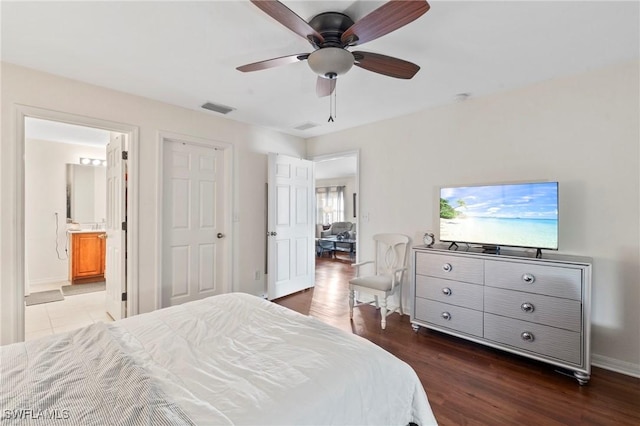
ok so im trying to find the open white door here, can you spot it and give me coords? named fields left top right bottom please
left=105, top=133, right=127, bottom=320
left=267, top=153, right=315, bottom=300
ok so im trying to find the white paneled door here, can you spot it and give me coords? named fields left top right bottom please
left=105, top=133, right=127, bottom=320
left=267, top=153, right=315, bottom=300
left=162, top=140, right=226, bottom=307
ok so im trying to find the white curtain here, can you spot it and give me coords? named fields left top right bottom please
left=316, top=186, right=345, bottom=224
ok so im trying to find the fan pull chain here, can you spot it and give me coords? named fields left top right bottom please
left=328, top=83, right=337, bottom=122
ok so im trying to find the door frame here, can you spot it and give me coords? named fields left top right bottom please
left=8, top=104, right=139, bottom=343
left=156, top=131, right=234, bottom=309
left=311, top=149, right=360, bottom=263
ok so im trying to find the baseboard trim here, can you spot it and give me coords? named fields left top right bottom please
left=592, top=353, right=640, bottom=378
left=29, top=276, right=68, bottom=287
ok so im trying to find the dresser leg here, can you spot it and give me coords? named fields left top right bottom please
left=574, top=371, right=590, bottom=385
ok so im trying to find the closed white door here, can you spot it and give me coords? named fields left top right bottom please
left=105, top=133, right=126, bottom=320
left=267, top=153, right=315, bottom=300
left=162, top=140, right=226, bottom=307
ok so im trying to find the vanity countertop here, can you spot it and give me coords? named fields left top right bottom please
left=67, top=229, right=106, bottom=234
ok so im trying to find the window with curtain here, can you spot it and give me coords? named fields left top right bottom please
left=316, top=186, right=345, bottom=224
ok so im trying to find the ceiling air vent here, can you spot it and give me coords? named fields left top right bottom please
left=201, top=102, right=235, bottom=115
left=293, top=122, right=319, bottom=131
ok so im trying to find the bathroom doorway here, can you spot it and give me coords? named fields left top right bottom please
left=15, top=107, right=138, bottom=342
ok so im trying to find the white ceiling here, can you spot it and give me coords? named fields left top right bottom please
left=3, top=1, right=639, bottom=139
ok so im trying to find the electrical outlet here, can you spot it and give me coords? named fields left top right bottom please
left=254, top=270, right=261, bottom=280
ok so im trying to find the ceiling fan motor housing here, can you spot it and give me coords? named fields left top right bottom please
left=307, top=12, right=356, bottom=78
left=308, top=12, right=355, bottom=47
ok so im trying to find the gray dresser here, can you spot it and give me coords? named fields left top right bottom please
left=411, top=246, right=592, bottom=384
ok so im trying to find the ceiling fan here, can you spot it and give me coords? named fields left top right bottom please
left=237, top=0, right=430, bottom=97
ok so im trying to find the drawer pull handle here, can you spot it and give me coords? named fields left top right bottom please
left=441, top=312, right=451, bottom=321
left=521, top=331, right=535, bottom=342
left=442, top=287, right=452, bottom=296
left=442, top=263, right=452, bottom=272
left=521, top=273, right=535, bottom=284
left=521, top=302, right=535, bottom=313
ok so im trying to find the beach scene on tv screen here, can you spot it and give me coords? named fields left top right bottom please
left=440, top=182, right=558, bottom=249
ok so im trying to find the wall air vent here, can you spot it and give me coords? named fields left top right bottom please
left=293, top=122, right=319, bottom=131
left=201, top=102, right=235, bottom=115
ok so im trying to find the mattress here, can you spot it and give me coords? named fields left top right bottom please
left=1, top=293, right=437, bottom=425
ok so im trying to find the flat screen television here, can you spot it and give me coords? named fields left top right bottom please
left=439, top=181, right=559, bottom=251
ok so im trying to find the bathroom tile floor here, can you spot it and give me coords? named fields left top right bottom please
left=25, top=281, right=114, bottom=341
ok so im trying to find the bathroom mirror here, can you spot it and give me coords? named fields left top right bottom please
left=66, top=164, right=107, bottom=224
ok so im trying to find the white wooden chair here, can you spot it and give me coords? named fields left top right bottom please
left=348, top=233, right=410, bottom=329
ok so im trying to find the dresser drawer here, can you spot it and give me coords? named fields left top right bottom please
left=415, top=275, right=483, bottom=311
left=415, top=252, right=484, bottom=284
left=484, top=313, right=581, bottom=365
left=484, top=287, right=582, bottom=332
left=415, top=298, right=483, bottom=337
left=485, top=260, right=582, bottom=300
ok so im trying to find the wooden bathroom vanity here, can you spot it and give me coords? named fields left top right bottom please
left=68, top=231, right=106, bottom=284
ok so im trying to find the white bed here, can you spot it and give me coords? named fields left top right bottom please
left=1, top=293, right=437, bottom=425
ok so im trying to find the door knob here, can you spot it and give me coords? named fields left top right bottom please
left=217, top=233, right=224, bottom=239
left=521, top=302, right=535, bottom=313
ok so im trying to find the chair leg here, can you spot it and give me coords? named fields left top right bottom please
left=374, top=295, right=379, bottom=309
left=380, top=296, right=387, bottom=329
left=397, top=288, right=404, bottom=316
left=348, top=289, right=355, bottom=319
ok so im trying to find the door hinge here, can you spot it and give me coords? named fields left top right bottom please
left=121, top=293, right=127, bottom=302
left=122, top=221, right=127, bottom=232
left=122, top=151, right=128, bottom=160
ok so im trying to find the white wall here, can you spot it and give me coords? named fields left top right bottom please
left=24, top=138, right=106, bottom=287
left=316, top=176, right=357, bottom=223
left=307, top=60, right=640, bottom=375
left=1, top=62, right=306, bottom=344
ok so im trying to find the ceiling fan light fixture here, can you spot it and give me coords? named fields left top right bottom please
left=307, top=47, right=354, bottom=78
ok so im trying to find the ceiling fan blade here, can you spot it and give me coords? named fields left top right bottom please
left=237, top=53, right=309, bottom=72
left=341, top=0, right=430, bottom=46
left=251, top=1, right=324, bottom=45
left=316, top=77, right=337, bottom=97
left=352, top=51, right=420, bottom=79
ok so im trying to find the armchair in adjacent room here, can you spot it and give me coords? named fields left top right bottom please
left=348, top=233, right=410, bottom=329
left=320, top=222, right=353, bottom=238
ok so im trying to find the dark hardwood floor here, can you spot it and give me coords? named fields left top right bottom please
left=274, top=256, right=640, bottom=425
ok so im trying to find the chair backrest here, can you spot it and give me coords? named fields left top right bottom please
left=330, top=222, right=353, bottom=235
left=372, top=233, right=410, bottom=282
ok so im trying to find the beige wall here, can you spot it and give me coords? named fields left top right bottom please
left=1, top=62, right=306, bottom=344
left=307, top=60, right=640, bottom=375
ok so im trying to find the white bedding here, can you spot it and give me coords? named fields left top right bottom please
left=2, top=293, right=437, bottom=425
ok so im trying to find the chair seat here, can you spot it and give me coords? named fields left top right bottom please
left=349, top=274, right=393, bottom=292
left=348, top=233, right=410, bottom=330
